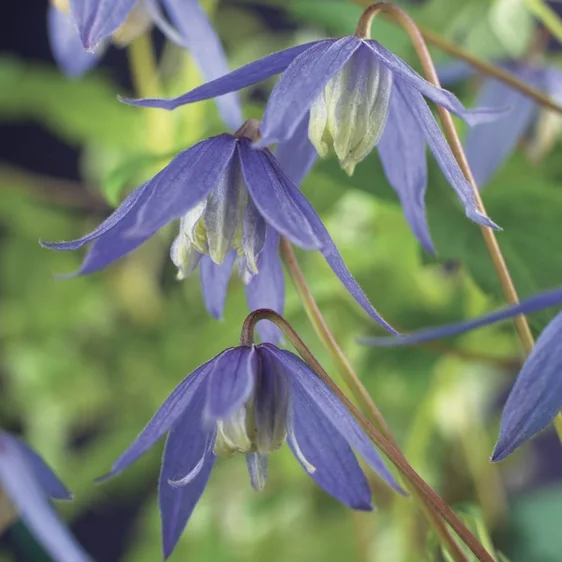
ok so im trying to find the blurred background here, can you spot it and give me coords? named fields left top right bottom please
left=2, top=0, right=562, bottom=560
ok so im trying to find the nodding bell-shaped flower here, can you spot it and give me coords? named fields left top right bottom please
left=41, top=119, right=395, bottom=342
left=360, top=284, right=562, bottom=462
left=124, top=29, right=505, bottom=253
left=0, top=432, right=91, bottom=562
left=99, top=344, right=403, bottom=558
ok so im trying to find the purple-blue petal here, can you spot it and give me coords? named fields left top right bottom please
left=101, top=358, right=214, bottom=479
left=493, top=311, right=562, bottom=461
left=69, top=0, right=138, bottom=50
left=436, top=61, right=477, bottom=86
left=159, top=401, right=215, bottom=559
left=287, top=381, right=373, bottom=510
left=12, top=438, right=72, bottom=500
left=360, top=285, right=562, bottom=347
left=204, top=346, right=257, bottom=422
left=261, top=346, right=404, bottom=495
left=0, top=433, right=91, bottom=562
left=199, top=252, right=236, bottom=320
left=121, top=42, right=318, bottom=111
left=377, top=85, right=434, bottom=253
left=245, top=228, right=284, bottom=344
left=396, top=82, right=500, bottom=230
left=238, top=141, right=322, bottom=250
left=272, top=112, right=317, bottom=186
left=48, top=6, right=102, bottom=77
left=159, top=0, right=243, bottom=130
left=259, top=37, right=361, bottom=146
left=465, top=76, right=537, bottom=187
left=127, top=134, right=237, bottom=237
left=366, top=40, right=505, bottom=126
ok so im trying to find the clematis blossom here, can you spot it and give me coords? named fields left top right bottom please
left=47, top=0, right=241, bottom=129
left=0, top=432, right=91, bottom=562
left=41, top=119, right=393, bottom=341
left=124, top=34, right=505, bottom=253
left=99, top=343, right=402, bottom=558
left=361, top=284, right=562, bottom=462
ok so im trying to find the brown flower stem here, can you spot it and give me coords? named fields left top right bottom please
left=358, top=1, right=562, bottom=438
left=278, top=240, right=468, bottom=562
left=241, top=309, right=494, bottom=562
left=352, top=0, right=562, bottom=116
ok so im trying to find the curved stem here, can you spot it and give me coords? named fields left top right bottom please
left=241, top=308, right=493, bottom=562
left=351, top=0, right=562, bottom=116
left=359, top=1, right=562, bottom=438
left=279, top=240, right=468, bottom=562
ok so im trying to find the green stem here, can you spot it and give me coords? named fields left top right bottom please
left=241, top=309, right=494, bottom=562
left=278, top=240, right=469, bottom=562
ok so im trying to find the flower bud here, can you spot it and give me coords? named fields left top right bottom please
left=308, top=46, right=393, bottom=175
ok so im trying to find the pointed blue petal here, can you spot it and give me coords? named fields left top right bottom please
left=199, top=252, right=236, bottom=320
left=361, top=286, right=562, bottom=347
left=69, top=0, right=138, bottom=50
left=493, top=311, right=562, bottom=460
left=272, top=112, right=317, bottom=187
left=101, top=359, right=214, bottom=479
left=436, top=61, right=477, bottom=86
left=128, top=134, right=237, bottom=237
left=41, top=181, right=153, bottom=252
left=159, top=0, right=243, bottom=130
left=246, top=453, right=268, bottom=491
left=397, top=82, right=500, bottom=229
left=377, top=85, right=434, bottom=253
left=245, top=228, right=284, bottom=344
left=48, top=6, right=102, bottom=77
left=465, top=76, right=537, bottom=187
left=204, top=346, right=257, bottom=422
left=0, top=433, right=91, bottom=562
left=12, top=438, right=72, bottom=500
left=287, top=381, right=373, bottom=510
left=121, top=42, right=318, bottom=110
left=366, top=41, right=506, bottom=126
left=238, top=141, right=322, bottom=250
left=159, top=402, right=215, bottom=559
left=259, top=37, right=361, bottom=146
left=261, top=346, right=404, bottom=494
left=241, top=142, right=397, bottom=333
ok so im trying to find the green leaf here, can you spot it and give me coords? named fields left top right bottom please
left=0, top=56, right=141, bottom=147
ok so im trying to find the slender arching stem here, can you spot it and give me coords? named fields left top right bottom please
left=278, top=240, right=468, bottom=562
left=351, top=0, right=562, bottom=116
left=357, top=1, right=562, bottom=439
left=241, top=309, right=494, bottom=562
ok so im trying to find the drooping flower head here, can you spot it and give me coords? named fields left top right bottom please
left=47, top=0, right=241, bottom=130
left=360, top=285, right=562, bottom=462
left=124, top=28, right=504, bottom=253
left=439, top=60, right=562, bottom=187
left=99, top=343, right=402, bottom=558
left=0, top=432, right=91, bottom=562
left=41, top=118, right=394, bottom=341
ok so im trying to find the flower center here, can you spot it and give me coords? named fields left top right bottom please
left=51, top=0, right=69, bottom=12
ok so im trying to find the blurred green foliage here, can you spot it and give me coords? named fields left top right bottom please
left=1, top=0, right=562, bottom=561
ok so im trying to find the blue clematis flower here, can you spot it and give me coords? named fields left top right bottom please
left=123, top=34, right=504, bottom=253
left=439, top=60, right=562, bottom=187
left=361, top=285, right=562, bottom=461
left=99, top=343, right=402, bottom=558
left=0, top=431, right=91, bottom=562
left=41, top=118, right=393, bottom=340
left=48, top=0, right=241, bottom=130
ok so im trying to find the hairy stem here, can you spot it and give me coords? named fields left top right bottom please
left=278, top=240, right=468, bottom=562
left=241, top=309, right=494, bottom=562
left=352, top=0, right=562, bottom=116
